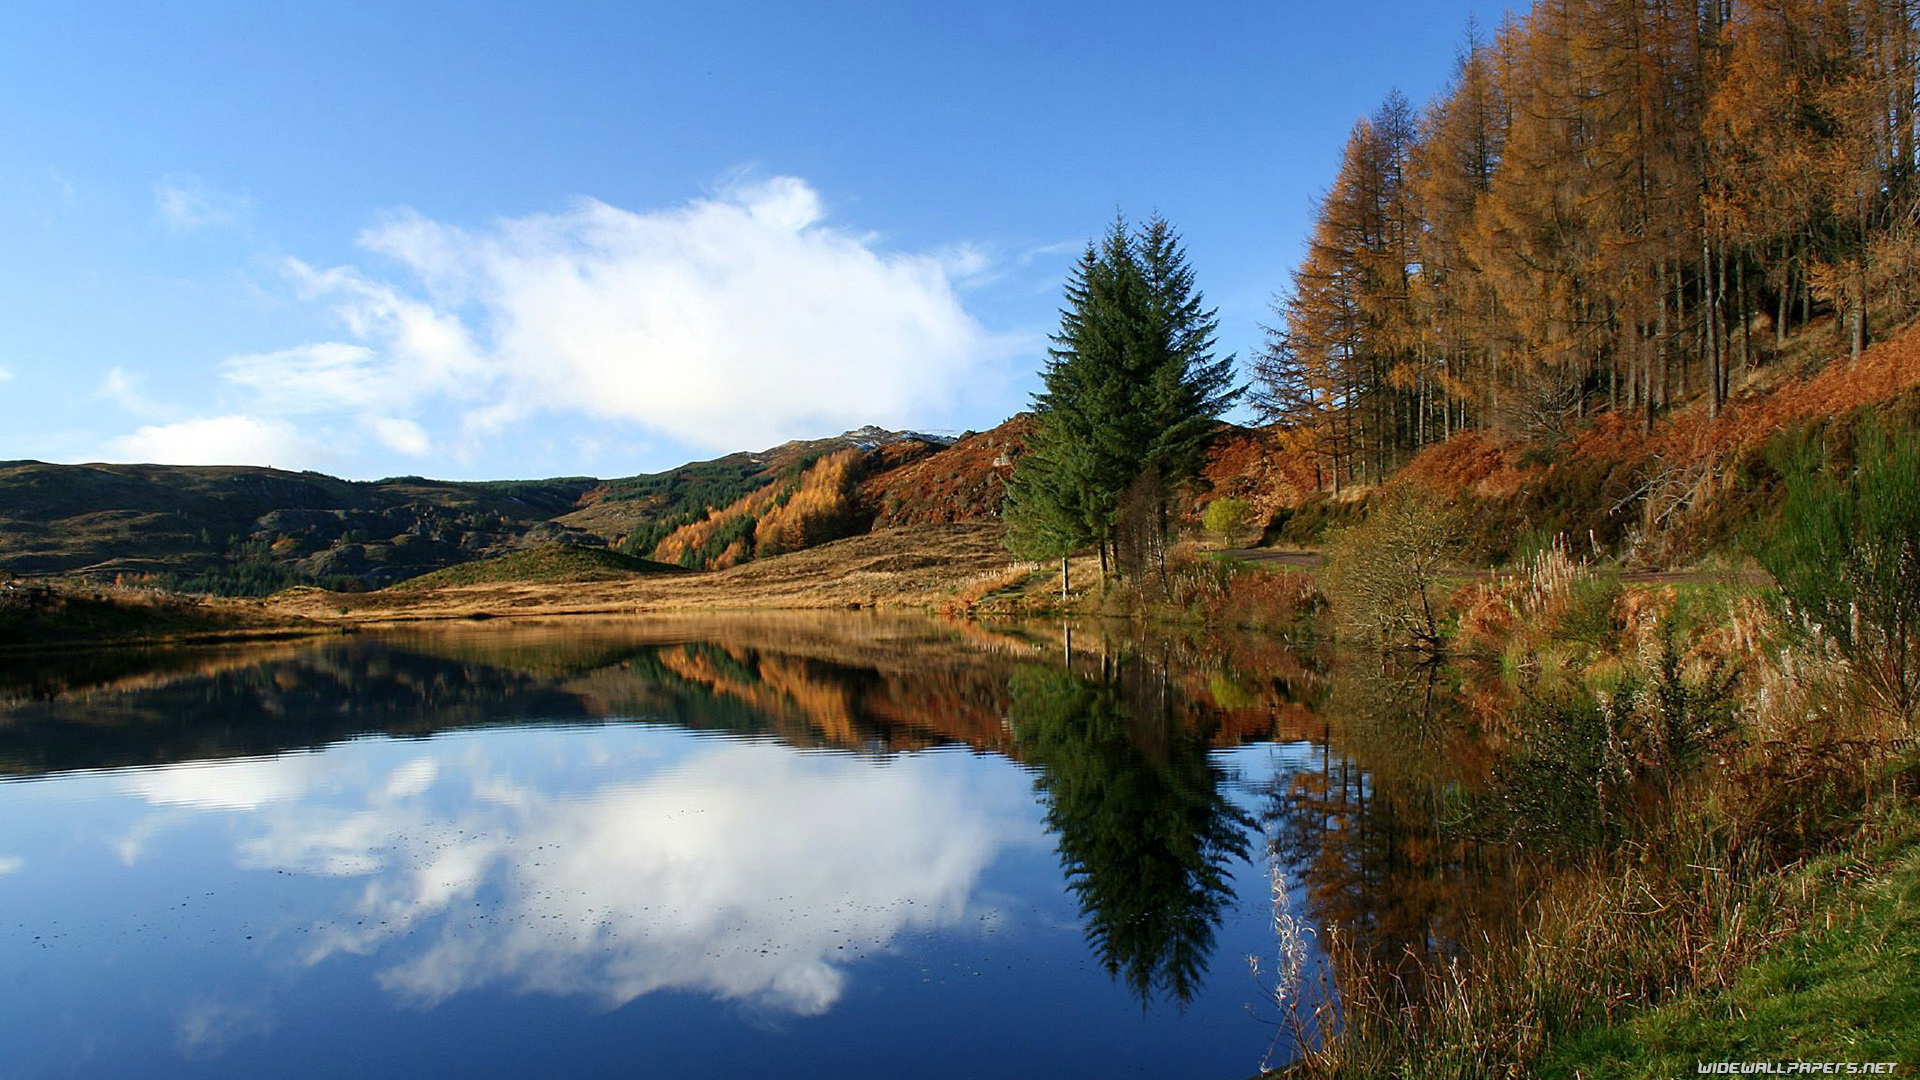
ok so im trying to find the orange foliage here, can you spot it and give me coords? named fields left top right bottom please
left=1202, top=566, right=1320, bottom=630
left=652, top=449, right=869, bottom=570
left=1187, top=427, right=1326, bottom=523
left=1397, top=431, right=1528, bottom=498
left=1390, top=320, right=1920, bottom=509
left=650, top=484, right=784, bottom=568
left=1451, top=580, right=1519, bottom=656
left=753, top=449, right=864, bottom=557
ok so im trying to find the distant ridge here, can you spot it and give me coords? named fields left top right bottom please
left=0, top=421, right=1020, bottom=594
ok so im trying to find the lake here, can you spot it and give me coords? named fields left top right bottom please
left=0, top=614, right=1472, bottom=1080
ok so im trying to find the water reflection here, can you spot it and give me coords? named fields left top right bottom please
left=1009, top=657, right=1254, bottom=1005
left=112, top=738, right=1033, bottom=1017
left=0, top=615, right=1322, bottom=1079
left=1261, top=655, right=1523, bottom=1009
left=0, top=620, right=1533, bottom=1011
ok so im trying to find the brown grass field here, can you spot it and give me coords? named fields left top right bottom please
left=268, top=523, right=1020, bottom=627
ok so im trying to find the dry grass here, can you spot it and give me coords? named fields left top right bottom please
left=268, top=523, right=1015, bottom=627
left=0, top=579, right=314, bottom=649
left=936, top=562, right=1045, bottom=617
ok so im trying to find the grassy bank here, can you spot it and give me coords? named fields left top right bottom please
left=269, top=523, right=1019, bottom=624
left=393, top=544, right=687, bottom=589
left=939, top=543, right=1326, bottom=637
left=1543, top=827, right=1920, bottom=1076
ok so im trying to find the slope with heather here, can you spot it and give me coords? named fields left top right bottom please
left=1360, top=315, right=1920, bottom=565
left=0, top=461, right=599, bottom=590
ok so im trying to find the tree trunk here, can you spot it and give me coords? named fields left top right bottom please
left=1712, top=237, right=1728, bottom=418
left=1652, top=260, right=1669, bottom=434
left=1852, top=258, right=1869, bottom=364
left=1777, top=253, right=1789, bottom=346
left=1737, top=253, right=1751, bottom=371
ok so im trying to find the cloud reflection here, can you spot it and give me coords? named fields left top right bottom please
left=118, top=753, right=328, bottom=811
left=124, top=736, right=1035, bottom=1019
left=175, top=997, right=275, bottom=1059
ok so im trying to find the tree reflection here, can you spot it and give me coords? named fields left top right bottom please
left=1261, top=656, right=1521, bottom=1006
left=1008, top=656, right=1254, bottom=1007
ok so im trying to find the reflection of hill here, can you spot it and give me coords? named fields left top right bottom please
left=0, top=639, right=312, bottom=706
left=0, top=615, right=1306, bottom=779
left=0, top=641, right=593, bottom=776
left=0, top=613, right=1539, bottom=1027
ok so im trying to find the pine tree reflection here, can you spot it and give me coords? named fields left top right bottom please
left=1008, top=654, right=1254, bottom=1007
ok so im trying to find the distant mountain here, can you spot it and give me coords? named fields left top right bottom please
left=0, top=461, right=602, bottom=590
left=0, top=425, right=1022, bottom=594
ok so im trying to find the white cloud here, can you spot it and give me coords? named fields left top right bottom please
left=155, top=174, right=251, bottom=231
left=175, top=998, right=274, bottom=1059
left=105, top=414, right=322, bottom=468
left=119, top=754, right=325, bottom=811
left=100, top=366, right=165, bottom=417
left=103, top=174, right=1012, bottom=473
left=0, top=855, right=22, bottom=875
left=49, top=167, right=78, bottom=206
left=366, top=416, right=431, bottom=457
left=289, top=174, right=1011, bottom=452
left=220, top=343, right=388, bottom=415
left=0, top=365, right=13, bottom=382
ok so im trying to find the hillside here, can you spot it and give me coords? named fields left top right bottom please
left=0, top=427, right=984, bottom=595
left=269, top=523, right=1017, bottom=621
left=549, top=427, right=959, bottom=560
left=394, top=545, right=688, bottom=589
left=860, top=417, right=1030, bottom=528
left=1337, top=314, right=1920, bottom=566
left=0, top=461, right=598, bottom=590
left=0, top=579, right=307, bottom=648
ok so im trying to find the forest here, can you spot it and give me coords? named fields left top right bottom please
left=1258, top=0, right=1920, bottom=490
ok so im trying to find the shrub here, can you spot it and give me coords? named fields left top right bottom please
left=1755, top=420, right=1920, bottom=725
left=1324, top=489, right=1457, bottom=652
left=1201, top=496, right=1254, bottom=548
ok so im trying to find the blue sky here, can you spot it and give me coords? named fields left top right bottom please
left=0, top=0, right=1508, bottom=481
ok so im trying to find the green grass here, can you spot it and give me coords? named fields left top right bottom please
left=392, top=544, right=687, bottom=589
left=1542, top=835, right=1920, bottom=1077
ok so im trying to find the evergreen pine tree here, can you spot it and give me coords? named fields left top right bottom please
left=1006, top=214, right=1241, bottom=584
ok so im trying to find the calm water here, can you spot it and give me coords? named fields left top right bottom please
left=0, top=615, right=1360, bottom=1080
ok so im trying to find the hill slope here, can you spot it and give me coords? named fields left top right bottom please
left=21, top=313, right=1920, bottom=601
left=0, top=427, right=978, bottom=593
left=0, top=462, right=598, bottom=589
